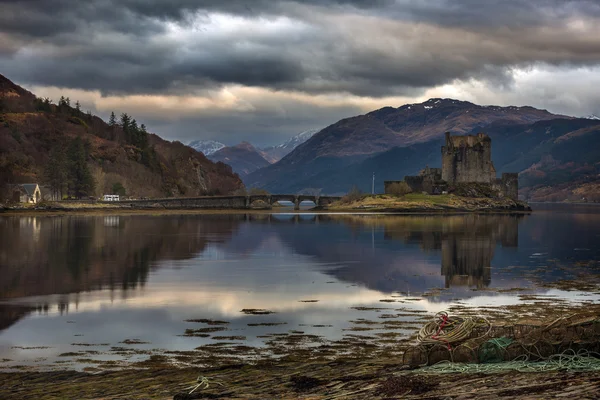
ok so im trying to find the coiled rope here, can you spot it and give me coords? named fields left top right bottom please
left=417, top=312, right=491, bottom=349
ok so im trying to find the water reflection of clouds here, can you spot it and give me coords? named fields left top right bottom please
left=1, top=207, right=599, bottom=369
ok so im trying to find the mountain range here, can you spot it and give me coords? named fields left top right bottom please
left=0, top=74, right=243, bottom=198
left=3, top=70, right=599, bottom=203
left=207, top=142, right=271, bottom=178
left=240, top=99, right=600, bottom=201
left=189, top=129, right=319, bottom=178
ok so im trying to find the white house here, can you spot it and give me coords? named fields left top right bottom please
left=10, top=184, right=42, bottom=203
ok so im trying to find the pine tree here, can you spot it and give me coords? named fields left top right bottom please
left=75, top=100, right=81, bottom=112
left=66, top=137, right=95, bottom=198
left=109, top=111, right=116, bottom=126
left=139, top=123, right=149, bottom=149
left=43, top=146, right=68, bottom=199
left=120, top=113, right=130, bottom=128
left=120, top=113, right=131, bottom=143
left=130, top=118, right=138, bottom=133
left=58, top=96, right=67, bottom=112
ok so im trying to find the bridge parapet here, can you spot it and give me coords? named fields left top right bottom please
left=116, top=194, right=341, bottom=210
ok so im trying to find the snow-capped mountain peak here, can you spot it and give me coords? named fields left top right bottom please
left=188, top=140, right=226, bottom=156
left=276, top=129, right=319, bottom=150
left=583, top=114, right=600, bottom=120
left=259, top=129, right=320, bottom=163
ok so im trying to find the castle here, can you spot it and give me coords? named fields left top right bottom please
left=385, top=132, right=518, bottom=199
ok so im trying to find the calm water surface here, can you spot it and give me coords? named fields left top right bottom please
left=0, top=204, right=599, bottom=370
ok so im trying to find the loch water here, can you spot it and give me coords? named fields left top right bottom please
left=0, top=204, right=599, bottom=370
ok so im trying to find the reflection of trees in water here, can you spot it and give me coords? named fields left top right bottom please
left=0, top=215, right=244, bottom=300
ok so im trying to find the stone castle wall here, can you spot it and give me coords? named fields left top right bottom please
left=441, top=132, right=496, bottom=184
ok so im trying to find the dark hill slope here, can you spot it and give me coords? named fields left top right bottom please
left=0, top=74, right=243, bottom=198
left=246, top=99, right=565, bottom=192
left=281, top=118, right=600, bottom=201
left=209, top=142, right=271, bottom=178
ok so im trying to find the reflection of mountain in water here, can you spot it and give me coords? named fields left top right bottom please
left=0, top=215, right=243, bottom=300
left=310, top=215, right=521, bottom=292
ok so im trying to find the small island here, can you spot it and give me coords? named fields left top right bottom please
left=328, top=132, right=530, bottom=213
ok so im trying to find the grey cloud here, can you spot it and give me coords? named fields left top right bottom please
left=1, top=0, right=600, bottom=97
left=2, top=0, right=600, bottom=144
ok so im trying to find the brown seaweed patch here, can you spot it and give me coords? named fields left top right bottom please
left=212, top=336, right=246, bottom=341
left=247, top=322, right=287, bottom=327
left=343, top=327, right=376, bottom=332
left=185, top=327, right=227, bottom=334
left=378, top=375, right=439, bottom=396
left=298, top=300, right=319, bottom=303
left=289, top=375, right=325, bottom=392
left=349, top=319, right=381, bottom=325
left=58, top=352, right=83, bottom=357
left=119, top=339, right=150, bottom=345
left=240, top=309, right=275, bottom=315
left=185, top=319, right=230, bottom=325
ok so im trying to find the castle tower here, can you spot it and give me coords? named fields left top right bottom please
left=441, top=132, right=496, bottom=184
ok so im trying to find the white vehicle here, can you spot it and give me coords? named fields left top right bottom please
left=103, top=194, right=120, bottom=202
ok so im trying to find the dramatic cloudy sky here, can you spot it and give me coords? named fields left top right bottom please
left=2, top=0, right=600, bottom=146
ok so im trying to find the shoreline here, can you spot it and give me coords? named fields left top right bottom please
left=0, top=198, right=533, bottom=216
left=0, top=207, right=533, bottom=217
left=1, top=358, right=599, bottom=399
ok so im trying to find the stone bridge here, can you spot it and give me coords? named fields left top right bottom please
left=118, top=195, right=341, bottom=210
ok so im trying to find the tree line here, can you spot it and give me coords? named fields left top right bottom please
left=34, top=96, right=160, bottom=198
left=108, top=111, right=149, bottom=149
left=34, top=96, right=152, bottom=152
left=44, top=137, right=95, bottom=199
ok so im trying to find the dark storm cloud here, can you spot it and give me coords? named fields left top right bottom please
left=2, top=0, right=600, bottom=145
left=1, top=0, right=600, bottom=97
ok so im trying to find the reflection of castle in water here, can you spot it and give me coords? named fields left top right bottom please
left=384, top=215, right=521, bottom=289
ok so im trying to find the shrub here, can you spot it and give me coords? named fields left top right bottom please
left=340, top=186, right=365, bottom=204
left=112, top=182, right=126, bottom=196
left=387, top=181, right=412, bottom=196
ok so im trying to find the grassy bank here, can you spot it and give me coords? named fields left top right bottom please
left=328, top=193, right=532, bottom=213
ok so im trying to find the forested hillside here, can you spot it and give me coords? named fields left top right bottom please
left=0, top=74, right=243, bottom=199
